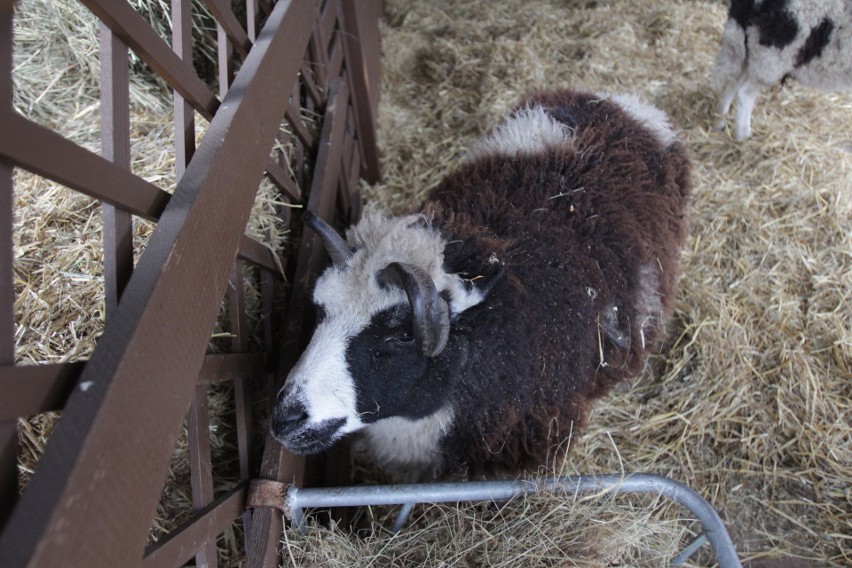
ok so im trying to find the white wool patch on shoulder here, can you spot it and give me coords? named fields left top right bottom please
left=470, top=105, right=574, bottom=160
left=598, top=92, right=678, bottom=147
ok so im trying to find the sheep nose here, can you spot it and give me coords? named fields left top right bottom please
left=271, top=400, right=309, bottom=438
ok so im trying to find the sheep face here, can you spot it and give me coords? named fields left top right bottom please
left=270, top=212, right=487, bottom=455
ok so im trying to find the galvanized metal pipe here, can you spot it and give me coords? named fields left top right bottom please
left=285, top=473, right=742, bottom=568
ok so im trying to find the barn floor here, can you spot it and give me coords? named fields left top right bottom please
left=10, top=0, right=850, bottom=566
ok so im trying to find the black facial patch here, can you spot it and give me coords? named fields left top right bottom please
left=345, top=305, right=455, bottom=423
left=756, top=1, right=799, bottom=49
left=795, top=18, right=835, bottom=67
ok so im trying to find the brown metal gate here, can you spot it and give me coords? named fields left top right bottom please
left=0, top=0, right=380, bottom=566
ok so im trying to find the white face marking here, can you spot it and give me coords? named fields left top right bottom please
left=279, top=213, right=486, bottom=436
left=598, top=92, right=678, bottom=147
left=283, top=317, right=366, bottom=434
left=471, top=105, right=575, bottom=160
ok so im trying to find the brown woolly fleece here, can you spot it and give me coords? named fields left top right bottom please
left=424, top=89, right=691, bottom=478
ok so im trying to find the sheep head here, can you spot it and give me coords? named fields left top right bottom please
left=270, top=211, right=497, bottom=455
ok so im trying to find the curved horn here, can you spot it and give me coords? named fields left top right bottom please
left=302, top=210, right=352, bottom=268
left=379, top=262, right=450, bottom=357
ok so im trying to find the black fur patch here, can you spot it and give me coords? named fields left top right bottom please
left=795, top=18, right=835, bottom=67
left=729, top=0, right=756, bottom=29
left=756, top=0, right=800, bottom=49
left=346, top=306, right=458, bottom=422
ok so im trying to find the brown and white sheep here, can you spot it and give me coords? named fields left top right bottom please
left=270, top=89, right=692, bottom=481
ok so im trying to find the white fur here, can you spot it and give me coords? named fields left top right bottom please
left=284, top=318, right=366, bottom=434
left=713, top=0, right=852, bottom=140
left=355, top=405, right=455, bottom=481
left=635, top=263, right=664, bottom=350
left=280, top=213, right=485, bottom=437
left=599, top=92, right=678, bottom=147
left=471, top=105, right=574, bottom=160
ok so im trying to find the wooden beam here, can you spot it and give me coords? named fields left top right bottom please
left=0, top=2, right=315, bottom=565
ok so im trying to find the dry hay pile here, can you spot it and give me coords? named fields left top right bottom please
left=282, top=0, right=851, bottom=566
left=10, top=0, right=851, bottom=566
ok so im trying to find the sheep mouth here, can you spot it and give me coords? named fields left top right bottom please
left=274, top=417, right=346, bottom=455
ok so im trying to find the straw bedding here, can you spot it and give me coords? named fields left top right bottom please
left=11, top=0, right=850, bottom=566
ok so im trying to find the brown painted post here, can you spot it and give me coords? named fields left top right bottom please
left=0, top=0, right=16, bottom=533
left=100, top=25, right=134, bottom=316
left=247, top=0, right=260, bottom=43
left=228, top=261, right=254, bottom=545
left=246, top=76, right=349, bottom=568
left=175, top=1, right=216, bottom=566
left=173, top=0, right=196, bottom=178
left=340, top=0, right=381, bottom=184
left=81, top=0, right=220, bottom=120
left=0, top=1, right=315, bottom=565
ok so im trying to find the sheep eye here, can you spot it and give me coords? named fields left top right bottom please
left=388, top=328, right=414, bottom=344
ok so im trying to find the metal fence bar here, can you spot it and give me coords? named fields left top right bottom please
left=0, top=114, right=171, bottom=221
left=228, top=261, right=255, bottom=549
left=81, top=0, right=220, bottom=120
left=99, top=25, right=134, bottom=318
left=0, top=1, right=315, bottom=564
left=171, top=5, right=218, bottom=562
left=340, top=0, right=381, bottom=183
left=172, top=0, right=196, bottom=178
left=204, top=0, right=252, bottom=58
left=188, top=384, right=217, bottom=568
left=143, top=484, right=248, bottom=567
left=247, top=0, right=260, bottom=43
left=284, top=474, right=742, bottom=568
left=319, top=0, right=337, bottom=55
left=199, top=353, right=266, bottom=386
left=0, top=353, right=267, bottom=420
left=0, top=2, right=16, bottom=533
left=246, top=76, right=350, bottom=568
left=0, top=363, right=85, bottom=419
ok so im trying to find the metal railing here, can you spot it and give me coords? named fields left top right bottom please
left=253, top=473, right=742, bottom=568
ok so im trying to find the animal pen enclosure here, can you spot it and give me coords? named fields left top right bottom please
left=0, top=0, right=380, bottom=565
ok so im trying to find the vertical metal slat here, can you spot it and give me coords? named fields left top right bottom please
left=228, top=262, right=254, bottom=544
left=100, top=25, right=134, bottom=316
left=0, top=1, right=18, bottom=533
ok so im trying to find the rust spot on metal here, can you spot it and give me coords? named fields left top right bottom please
left=246, top=479, right=290, bottom=514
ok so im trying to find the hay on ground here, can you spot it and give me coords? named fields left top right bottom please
left=9, top=0, right=851, bottom=566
